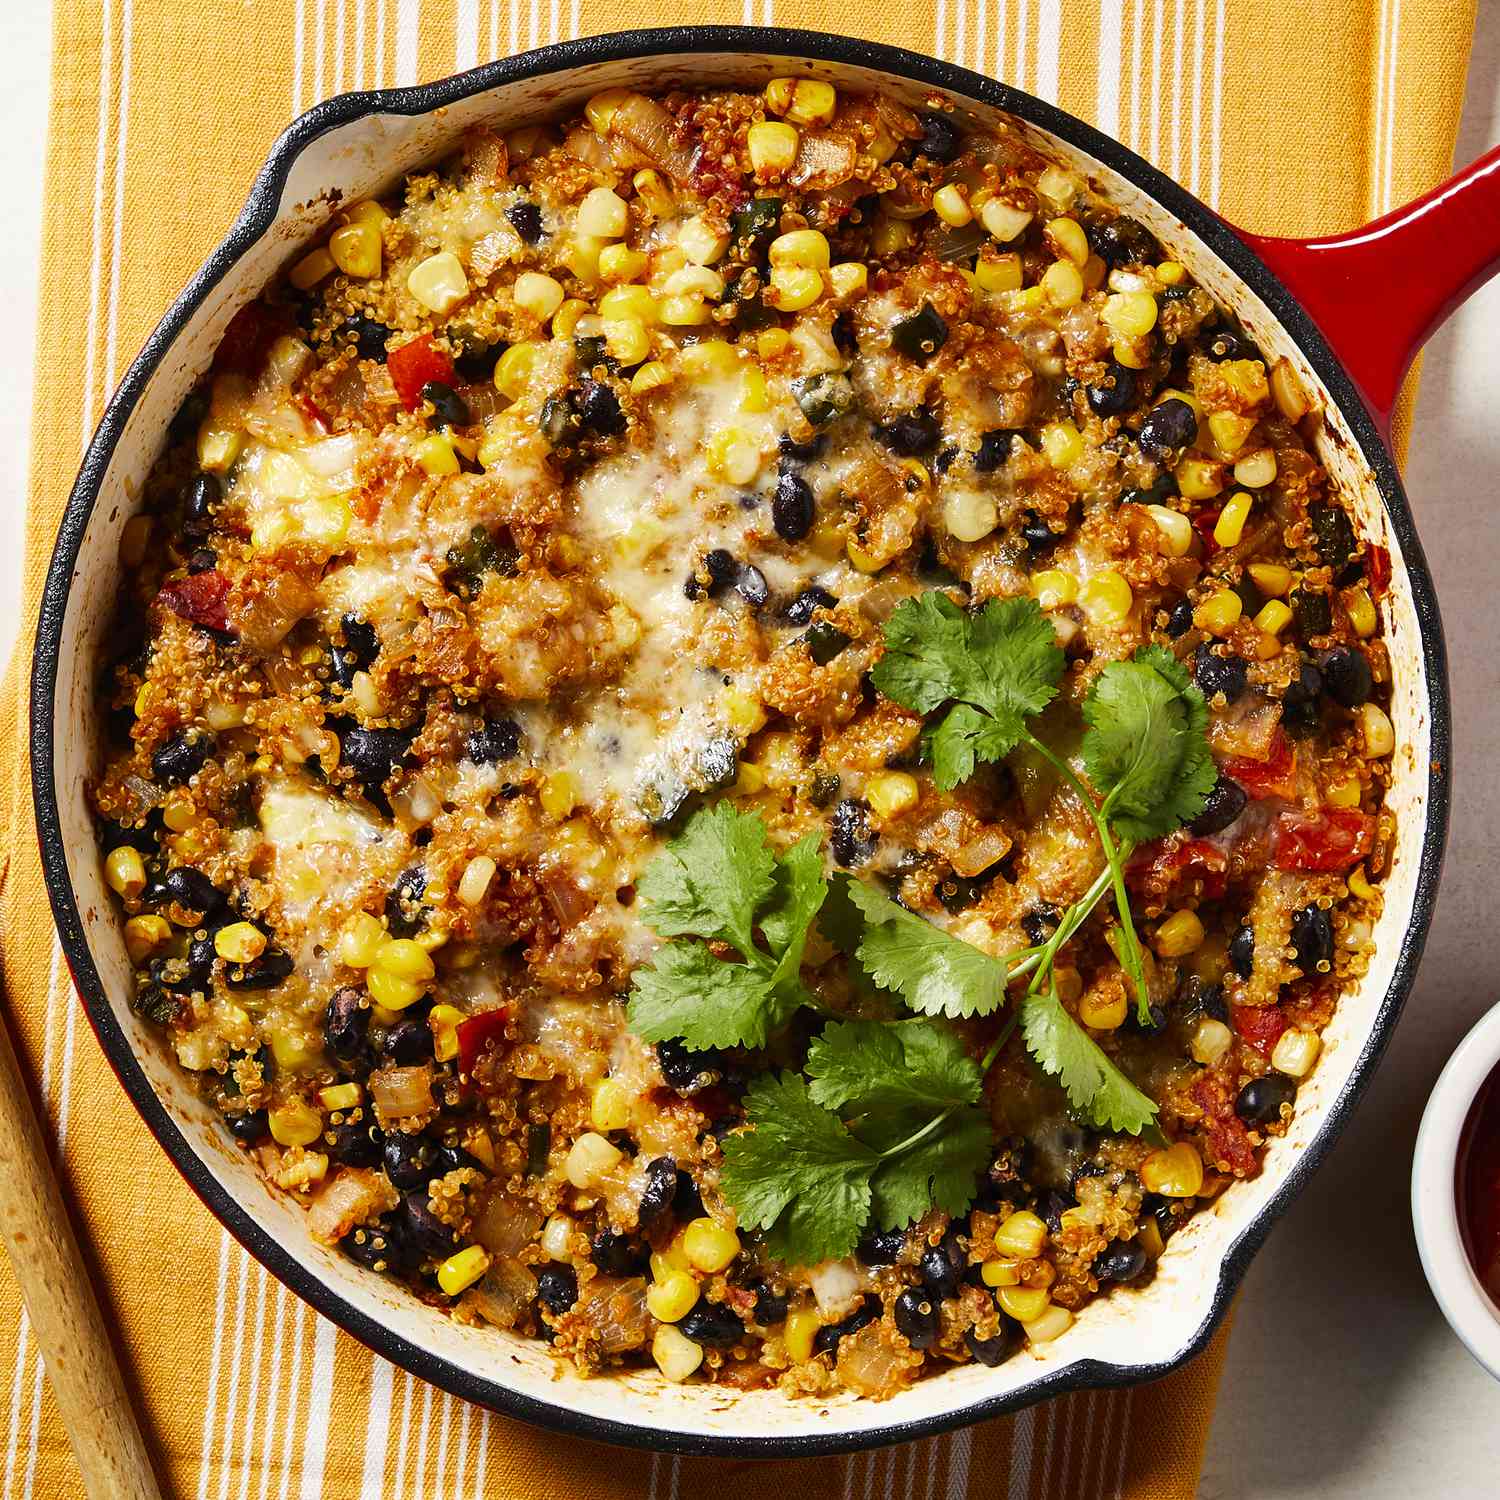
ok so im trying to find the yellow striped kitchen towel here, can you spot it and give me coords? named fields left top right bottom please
left=0, top=1, right=1476, bottom=1495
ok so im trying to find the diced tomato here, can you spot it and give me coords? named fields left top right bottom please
left=211, top=300, right=288, bottom=378
left=1193, top=507, right=1222, bottom=553
left=1272, top=807, right=1374, bottom=872
left=1126, top=833, right=1230, bottom=899
left=1366, top=544, right=1392, bottom=599
left=456, top=1008, right=509, bottom=1080
left=1191, top=1076, right=1258, bottom=1175
left=387, top=333, right=457, bottom=410
left=1224, top=728, right=1296, bottom=801
left=1231, top=1003, right=1288, bottom=1057
left=157, top=570, right=229, bottom=633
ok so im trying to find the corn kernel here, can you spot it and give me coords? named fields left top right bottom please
left=769, top=229, right=831, bottom=272
left=683, top=1218, right=740, bottom=1273
left=652, top=1324, right=704, bottom=1382
left=457, top=856, right=496, bottom=908
left=540, top=769, right=579, bottom=819
left=600, top=316, right=650, bottom=367
left=1175, top=457, right=1225, bottom=500
left=1101, top=289, right=1158, bottom=337
left=1326, top=772, right=1361, bottom=808
left=1112, top=336, right=1149, bottom=369
left=997, top=1285, right=1051, bottom=1323
left=1024, top=1305, right=1074, bottom=1344
left=1082, top=253, right=1108, bottom=291
left=1040, top=420, right=1083, bottom=468
left=1035, top=164, right=1078, bottom=211
left=197, top=427, right=243, bottom=474
left=1271, top=359, right=1311, bottom=422
left=995, top=1210, right=1047, bottom=1259
left=1045, top=217, right=1089, bottom=266
left=866, top=771, right=919, bottom=820
left=756, top=327, right=791, bottom=359
left=706, top=428, right=762, bottom=485
left=1220, top=358, right=1271, bottom=405
left=646, top=1271, right=700, bottom=1324
left=317, top=1082, right=362, bottom=1113
left=664, top=265, right=726, bottom=301
left=413, top=1003, right=456, bottom=1064
left=407, top=251, right=469, bottom=314
left=632, top=169, right=676, bottom=220
left=1031, top=568, right=1078, bottom=609
left=559, top=235, right=604, bottom=286
left=594, top=243, right=645, bottom=288
left=1360, top=702, right=1395, bottom=758
left=1191, top=1017, right=1234, bottom=1066
left=1344, top=586, right=1378, bottom=639
left=1144, top=504, right=1193, bottom=557
left=591, top=1077, right=633, bottom=1132
left=929, top=184, right=971, bottom=228
left=764, top=77, right=796, bottom=114
left=1154, top=909, right=1205, bottom=958
left=766, top=265, right=824, bottom=312
left=338, top=912, right=385, bottom=968
left=290, top=248, right=335, bottom=291
left=1213, top=491, right=1253, bottom=548
left=599, top=285, right=660, bottom=325
left=1254, top=599, right=1293, bottom=636
left=1157, top=260, right=1187, bottom=285
left=1234, top=447, right=1278, bottom=489
left=845, top=535, right=887, bottom=573
left=1194, top=589, right=1243, bottom=636
left=565, top=1131, right=623, bottom=1188
left=1041, top=258, right=1084, bottom=308
left=1139, top=1141, right=1204, bottom=1197
left=975, top=250, right=1024, bottom=292
left=943, top=487, right=999, bottom=543
left=721, top=688, right=767, bottom=736
left=1078, top=987, right=1128, bottom=1030
left=366, top=965, right=423, bottom=1011
left=105, top=846, right=146, bottom=900
left=784, top=1307, right=819, bottom=1361
left=870, top=215, right=915, bottom=256
left=631, top=360, right=671, bottom=395
left=214, top=922, right=268, bottom=964
left=268, top=1100, right=322, bottom=1148
left=746, top=120, right=800, bottom=177
left=786, top=79, right=836, bottom=126
left=1349, top=863, right=1376, bottom=901
left=343, top=200, right=390, bottom=229
left=493, top=341, right=542, bottom=400
left=584, top=88, right=629, bottom=133
left=1249, top=562, right=1293, bottom=597
left=1081, top=569, right=1133, bottom=627
left=437, top=1245, right=491, bottom=1297
left=980, top=198, right=1033, bottom=242
left=577, top=187, right=628, bottom=239
left=329, top=222, right=382, bottom=279
left=1204, top=411, right=1254, bottom=460
left=659, top=294, right=711, bottom=326
left=512, top=270, right=565, bottom=321
left=123, top=914, right=171, bottom=966
left=981, top=1259, right=1024, bottom=1287
left=733, top=762, right=767, bottom=796
left=373, top=938, right=435, bottom=983
left=1271, top=1027, right=1321, bottom=1079
left=413, top=433, right=460, bottom=478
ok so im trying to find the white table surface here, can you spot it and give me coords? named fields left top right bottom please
left=2, top=7, right=1498, bottom=1495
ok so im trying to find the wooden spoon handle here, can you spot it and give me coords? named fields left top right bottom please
left=0, top=1004, right=161, bottom=1500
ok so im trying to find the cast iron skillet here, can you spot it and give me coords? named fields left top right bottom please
left=29, top=26, right=1496, bottom=1457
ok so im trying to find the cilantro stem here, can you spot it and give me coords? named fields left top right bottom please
left=1020, top=731, right=1151, bottom=1024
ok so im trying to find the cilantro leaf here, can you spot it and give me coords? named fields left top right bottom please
left=863, top=1106, right=995, bottom=1229
left=627, top=942, right=795, bottom=1051
left=636, top=801, right=777, bottom=960
left=806, top=1019, right=982, bottom=1116
left=761, top=833, right=829, bottom=981
left=873, top=592, right=1065, bottom=791
left=719, top=1073, right=876, bottom=1266
left=843, top=877, right=1011, bottom=1018
left=1082, top=646, right=1216, bottom=845
left=1018, top=991, right=1158, bottom=1135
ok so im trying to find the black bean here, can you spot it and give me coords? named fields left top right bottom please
left=1194, top=644, right=1248, bottom=704
left=400, top=1192, right=460, bottom=1259
left=161, top=865, right=224, bottom=913
left=1086, top=363, right=1138, bottom=417
left=804, top=621, right=851, bottom=666
left=873, top=409, right=941, bottom=455
left=777, top=431, right=824, bottom=465
left=182, top=473, right=221, bottom=528
left=1229, top=924, right=1255, bottom=978
left=830, top=310, right=858, bottom=356
left=1234, top=1073, right=1296, bottom=1127
left=919, top=1244, right=962, bottom=1300
left=1089, top=216, right=1160, bottom=267
left=466, top=718, right=522, bottom=764
left=813, top=1296, right=880, bottom=1356
left=1166, top=597, right=1195, bottom=638
left=185, top=936, right=217, bottom=986
left=1037, top=1188, right=1076, bottom=1233
left=1203, top=326, right=1259, bottom=363
left=383, top=1014, right=435, bottom=1065
left=338, top=614, right=379, bottom=668
left=1290, top=905, right=1334, bottom=974
left=915, top=110, right=963, bottom=163
left=783, top=585, right=836, bottom=626
left=506, top=200, right=544, bottom=243
left=1022, top=514, right=1059, bottom=557
left=383, top=1132, right=434, bottom=1191
left=573, top=377, right=625, bottom=436
left=856, top=1229, right=906, bottom=1266
left=1022, top=904, right=1063, bottom=945
left=890, top=303, right=948, bottom=363
left=750, top=1283, right=790, bottom=1325
left=1139, top=399, right=1198, bottom=458
left=342, top=1219, right=407, bottom=1273
left=893, top=1288, right=940, bottom=1350
left=590, top=1230, right=649, bottom=1277
left=421, top=381, right=470, bottom=429
left=771, top=472, right=815, bottom=542
left=964, top=1323, right=1016, bottom=1367
left=340, top=725, right=415, bottom=791
left=736, top=564, right=770, bottom=608
left=324, top=986, right=370, bottom=1062
left=678, top=1302, right=743, bottom=1347
left=1132, top=1002, right=1169, bottom=1036
left=830, top=798, right=877, bottom=867
left=455, top=334, right=506, bottom=382
left=702, top=549, right=739, bottom=597
left=974, top=429, right=1020, bottom=472
left=224, top=948, right=294, bottom=991
left=656, top=1038, right=722, bottom=1096
left=152, top=730, right=215, bottom=786
left=1095, top=1242, right=1148, bottom=1283
left=226, top=1109, right=267, bottom=1143
left=327, top=1120, right=383, bottom=1167
left=1281, top=659, right=1324, bottom=736
left=1319, top=646, right=1373, bottom=708
left=340, top=314, right=394, bottom=361
left=1190, top=773, right=1248, bottom=836
left=674, top=1169, right=706, bottom=1221
left=385, top=866, right=427, bottom=938
left=535, top=1264, right=578, bottom=1315
left=637, top=1156, right=679, bottom=1227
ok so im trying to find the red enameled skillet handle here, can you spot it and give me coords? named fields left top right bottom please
left=1233, top=144, right=1500, bottom=439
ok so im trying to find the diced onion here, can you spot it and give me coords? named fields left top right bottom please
left=608, top=93, right=695, bottom=183
left=369, top=1065, right=435, bottom=1119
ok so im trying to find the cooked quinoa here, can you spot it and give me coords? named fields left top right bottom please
left=93, top=78, right=1396, bottom=1400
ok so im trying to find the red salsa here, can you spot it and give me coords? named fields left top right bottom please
left=1457, top=1063, right=1500, bottom=1307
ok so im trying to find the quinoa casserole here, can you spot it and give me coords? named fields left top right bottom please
left=92, top=78, right=1398, bottom=1400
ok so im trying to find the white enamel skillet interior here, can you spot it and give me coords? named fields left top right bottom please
left=31, top=27, right=1451, bottom=1457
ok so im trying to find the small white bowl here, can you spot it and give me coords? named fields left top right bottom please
left=1413, top=1001, right=1500, bottom=1379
